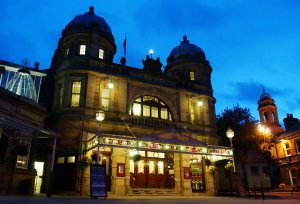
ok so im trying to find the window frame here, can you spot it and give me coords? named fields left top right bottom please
left=189, top=71, right=195, bottom=81
left=79, top=44, right=86, bottom=55
left=70, top=81, right=82, bottom=108
left=99, top=48, right=104, bottom=59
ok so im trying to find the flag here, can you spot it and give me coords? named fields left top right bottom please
left=123, top=34, right=127, bottom=56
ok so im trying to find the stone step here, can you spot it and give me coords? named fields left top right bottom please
left=129, top=188, right=178, bottom=196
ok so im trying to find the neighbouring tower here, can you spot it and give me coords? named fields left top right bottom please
left=257, top=88, right=284, bottom=135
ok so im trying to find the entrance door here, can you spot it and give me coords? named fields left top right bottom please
left=34, top=161, right=44, bottom=194
left=130, top=151, right=174, bottom=188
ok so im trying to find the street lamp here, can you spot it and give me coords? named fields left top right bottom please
left=95, top=110, right=105, bottom=164
left=258, top=124, right=271, bottom=150
left=226, top=128, right=236, bottom=172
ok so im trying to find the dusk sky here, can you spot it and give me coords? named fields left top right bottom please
left=1, top=0, right=300, bottom=124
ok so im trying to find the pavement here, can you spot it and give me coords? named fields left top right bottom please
left=0, top=192, right=300, bottom=204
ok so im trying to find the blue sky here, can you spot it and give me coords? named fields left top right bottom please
left=1, top=0, right=300, bottom=124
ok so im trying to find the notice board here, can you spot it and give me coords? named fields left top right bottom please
left=90, top=164, right=107, bottom=198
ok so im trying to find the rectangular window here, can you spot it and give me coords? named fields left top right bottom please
left=149, top=160, right=155, bottom=174
left=79, top=44, right=86, bottom=55
left=161, top=108, right=168, bottom=120
left=99, top=49, right=104, bottom=59
left=143, top=105, right=150, bottom=117
left=158, top=161, right=164, bottom=174
left=189, top=71, right=195, bottom=80
left=67, top=156, right=75, bottom=163
left=284, top=142, right=291, bottom=156
left=101, top=88, right=110, bottom=110
left=296, top=139, right=300, bottom=154
left=16, top=139, right=31, bottom=169
left=71, top=81, right=81, bottom=107
left=151, top=107, right=158, bottom=118
left=138, top=160, right=144, bottom=173
left=57, top=157, right=65, bottom=164
left=251, top=166, right=259, bottom=176
left=133, top=103, right=141, bottom=116
left=130, top=159, right=135, bottom=173
left=189, top=101, right=195, bottom=124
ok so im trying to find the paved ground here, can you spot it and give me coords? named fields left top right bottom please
left=0, top=192, right=299, bottom=204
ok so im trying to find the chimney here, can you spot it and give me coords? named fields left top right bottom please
left=283, top=113, right=300, bottom=131
left=34, top=62, right=40, bottom=69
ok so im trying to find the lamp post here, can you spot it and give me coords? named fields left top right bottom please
left=226, top=128, right=236, bottom=172
left=95, top=110, right=105, bottom=164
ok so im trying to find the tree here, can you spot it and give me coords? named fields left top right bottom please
left=217, top=104, right=260, bottom=163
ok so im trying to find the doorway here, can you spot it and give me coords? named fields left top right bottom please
left=34, top=161, right=44, bottom=194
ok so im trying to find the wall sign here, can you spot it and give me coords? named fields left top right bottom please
left=117, top=163, right=125, bottom=177
left=183, top=167, right=191, bottom=179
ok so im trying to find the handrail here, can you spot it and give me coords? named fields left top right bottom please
left=170, top=175, right=178, bottom=182
left=130, top=174, right=136, bottom=191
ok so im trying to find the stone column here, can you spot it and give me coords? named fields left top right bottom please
left=124, top=150, right=131, bottom=194
left=180, top=154, right=192, bottom=196
left=173, top=153, right=181, bottom=194
left=204, top=166, right=216, bottom=195
left=81, top=165, right=90, bottom=196
left=111, top=148, right=126, bottom=196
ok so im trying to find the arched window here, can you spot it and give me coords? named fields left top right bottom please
left=263, top=112, right=268, bottom=122
left=129, top=96, right=173, bottom=121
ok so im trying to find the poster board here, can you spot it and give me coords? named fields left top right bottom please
left=90, top=164, right=107, bottom=198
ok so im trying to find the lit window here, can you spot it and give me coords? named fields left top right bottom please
left=284, top=142, right=291, bottom=156
left=138, top=160, right=144, bottom=173
left=190, top=72, right=195, bottom=80
left=79, top=45, right=86, bottom=55
left=101, top=88, right=110, bottom=110
left=65, top=48, right=69, bottom=57
left=296, top=139, right=300, bottom=154
left=129, top=96, right=172, bottom=121
left=130, top=159, right=135, bottom=173
left=133, top=103, right=141, bottom=116
left=67, top=156, right=75, bottom=163
left=161, top=108, right=168, bottom=120
left=99, top=49, right=104, bottom=59
left=151, top=107, right=158, bottom=118
left=190, top=100, right=196, bottom=124
left=158, top=161, right=164, bottom=174
left=16, top=155, right=28, bottom=169
left=149, top=161, right=155, bottom=174
left=71, top=81, right=81, bottom=107
left=143, top=105, right=150, bottom=117
left=57, top=157, right=65, bottom=164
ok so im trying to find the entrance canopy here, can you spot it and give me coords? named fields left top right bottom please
left=85, top=132, right=233, bottom=158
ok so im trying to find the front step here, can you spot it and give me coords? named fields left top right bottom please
left=129, top=188, right=178, bottom=196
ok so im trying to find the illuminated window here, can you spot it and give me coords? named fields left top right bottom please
left=190, top=72, right=195, bottom=80
left=79, top=44, right=86, bottom=55
left=158, top=161, right=164, bottom=174
left=284, top=142, right=291, bottom=156
left=297, top=139, right=300, bottom=154
left=143, top=105, right=150, bottom=117
left=189, top=100, right=196, bottom=124
left=138, top=160, right=144, bottom=173
left=133, top=103, right=141, bottom=116
left=16, top=139, right=31, bottom=169
left=101, top=88, right=110, bottom=110
left=57, top=157, right=65, bottom=164
left=58, top=83, right=63, bottom=106
left=67, top=156, right=75, bottom=163
left=99, top=49, right=104, bottom=59
left=16, top=155, right=28, bottom=169
left=129, top=96, right=172, bottom=121
left=71, top=81, right=81, bottom=107
left=130, top=159, right=135, bottom=173
left=149, top=161, right=155, bottom=174
left=65, top=48, right=69, bottom=57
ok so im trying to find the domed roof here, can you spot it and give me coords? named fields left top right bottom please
left=259, top=88, right=272, bottom=101
left=62, top=6, right=113, bottom=37
left=167, top=36, right=206, bottom=65
left=6, top=68, right=38, bottom=102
